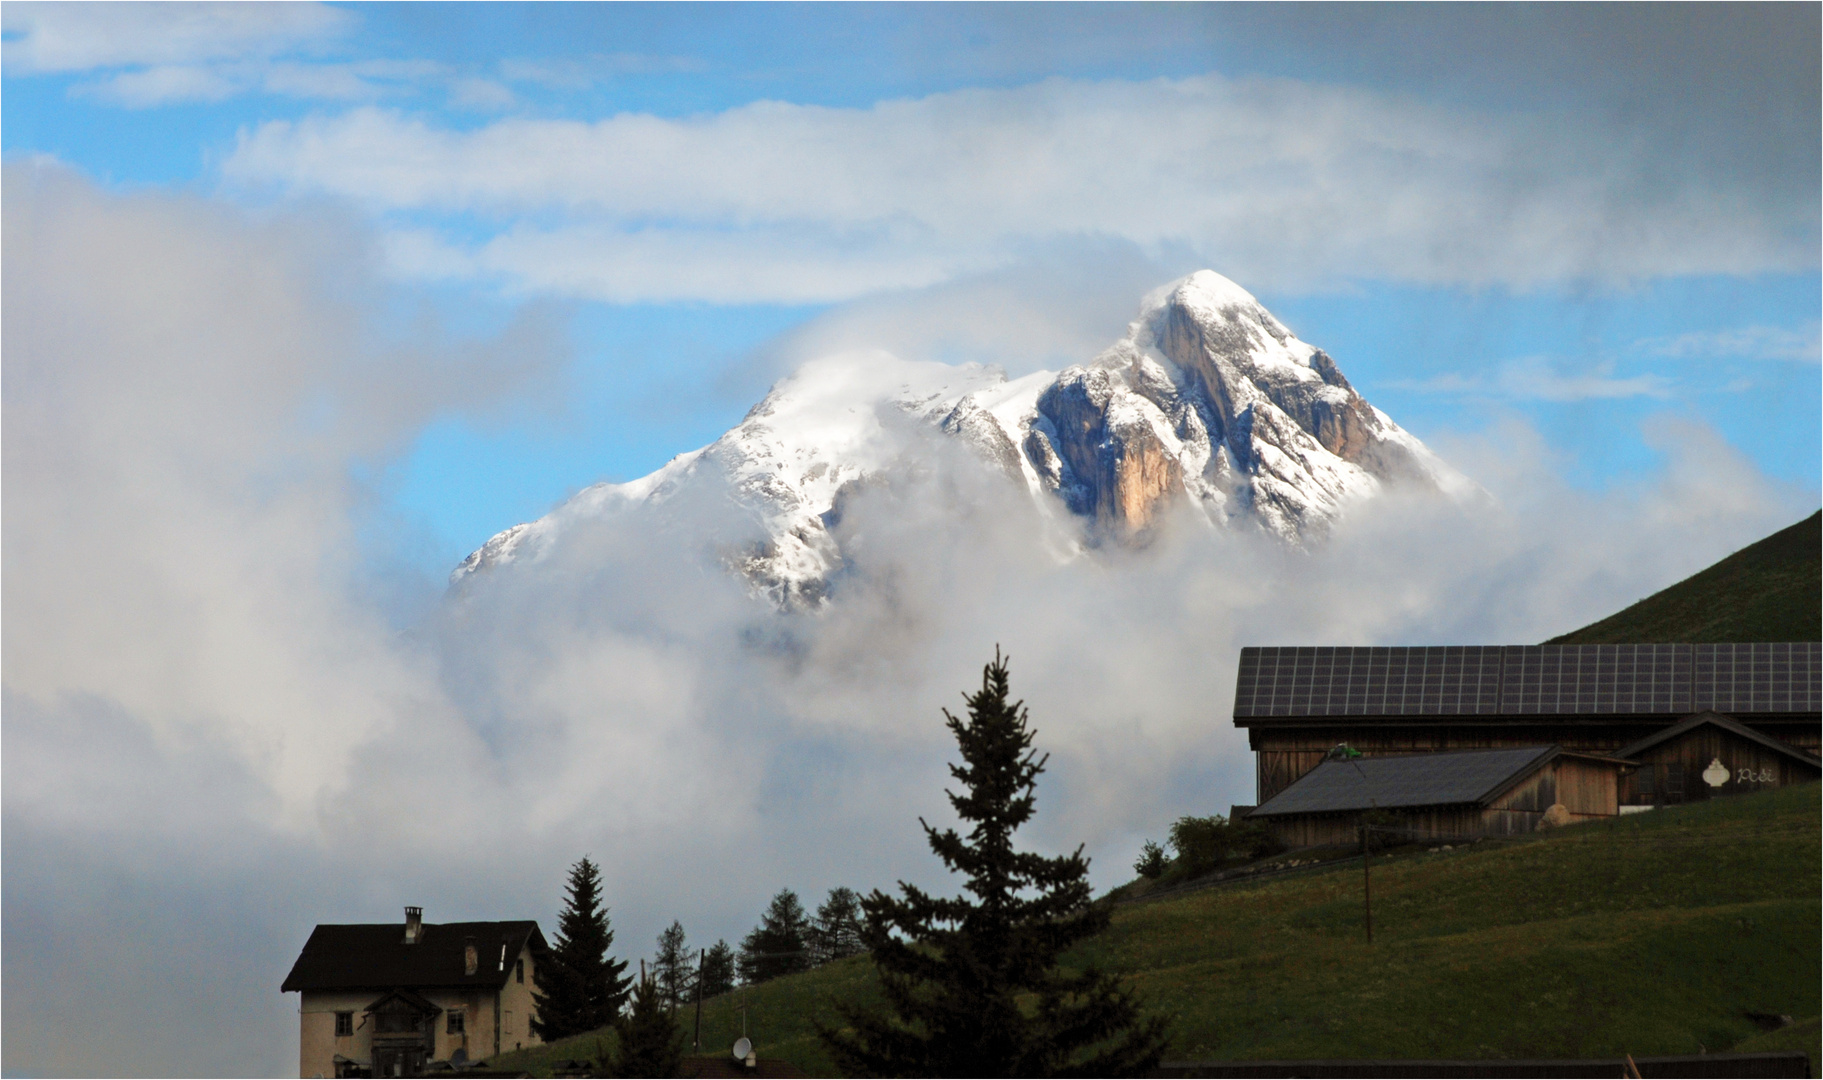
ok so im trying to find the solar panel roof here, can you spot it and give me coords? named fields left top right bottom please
left=1248, top=746, right=1559, bottom=817
left=1232, top=643, right=1821, bottom=720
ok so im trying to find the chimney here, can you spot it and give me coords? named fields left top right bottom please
left=403, top=906, right=424, bottom=945
left=464, top=936, right=478, bottom=976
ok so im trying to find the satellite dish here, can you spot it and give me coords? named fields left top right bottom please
left=733, top=1037, right=753, bottom=1061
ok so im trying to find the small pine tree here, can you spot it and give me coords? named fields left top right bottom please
left=610, top=971, right=685, bottom=1079
left=809, top=887, right=865, bottom=965
left=817, top=650, right=1170, bottom=1077
left=737, top=889, right=811, bottom=985
left=697, top=939, right=736, bottom=1001
left=652, top=921, right=694, bottom=1012
left=531, top=857, right=633, bottom=1041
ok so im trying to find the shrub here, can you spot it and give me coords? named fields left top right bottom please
left=1134, top=840, right=1167, bottom=879
left=1168, top=815, right=1283, bottom=878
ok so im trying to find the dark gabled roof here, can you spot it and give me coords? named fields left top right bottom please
left=1248, top=746, right=1574, bottom=818
left=1232, top=643, right=1822, bottom=721
left=1615, top=710, right=1823, bottom=765
left=281, top=920, right=545, bottom=994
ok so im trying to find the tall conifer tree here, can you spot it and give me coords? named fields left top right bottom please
left=652, top=921, right=694, bottom=1012
left=818, top=651, right=1169, bottom=1077
left=697, top=940, right=737, bottom=1001
left=737, top=889, right=812, bottom=984
left=809, top=887, right=865, bottom=965
left=532, top=857, right=632, bottom=1041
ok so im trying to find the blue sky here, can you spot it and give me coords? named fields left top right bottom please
left=5, top=2, right=1818, bottom=576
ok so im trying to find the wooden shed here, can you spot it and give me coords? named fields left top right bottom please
left=1246, top=745, right=1628, bottom=848
left=1615, top=710, right=1821, bottom=807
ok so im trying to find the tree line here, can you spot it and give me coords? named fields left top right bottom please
left=525, top=650, right=1167, bottom=1077
left=531, top=868, right=870, bottom=1041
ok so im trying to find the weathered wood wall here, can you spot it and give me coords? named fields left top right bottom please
left=1250, top=719, right=1816, bottom=803
left=1257, top=758, right=1622, bottom=848
left=1620, top=726, right=1821, bottom=806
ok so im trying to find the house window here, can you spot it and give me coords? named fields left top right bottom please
left=1664, top=763, right=1685, bottom=802
left=1636, top=765, right=1655, bottom=798
left=334, top=1012, right=354, bottom=1037
left=447, top=1010, right=465, bottom=1035
left=515, top=958, right=525, bottom=984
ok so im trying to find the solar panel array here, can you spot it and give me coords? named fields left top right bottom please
left=1232, top=643, right=1821, bottom=719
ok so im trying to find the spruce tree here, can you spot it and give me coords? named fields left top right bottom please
left=652, top=921, right=694, bottom=1012
left=809, top=887, right=865, bottom=966
left=737, top=889, right=811, bottom=984
left=610, top=971, right=685, bottom=1079
left=817, top=651, right=1170, bottom=1077
left=697, top=940, right=736, bottom=1000
left=531, top=857, right=632, bottom=1041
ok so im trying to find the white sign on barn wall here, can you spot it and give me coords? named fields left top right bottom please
left=1702, top=758, right=1730, bottom=787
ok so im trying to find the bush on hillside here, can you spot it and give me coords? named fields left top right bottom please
left=1134, top=840, right=1167, bottom=879
left=1168, top=815, right=1282, bottom=878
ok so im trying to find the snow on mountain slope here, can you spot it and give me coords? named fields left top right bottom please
left=453, top=271, right=1470, bottom=606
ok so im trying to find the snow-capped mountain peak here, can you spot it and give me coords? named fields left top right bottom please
left=453, top=271, right=1467, bottom=605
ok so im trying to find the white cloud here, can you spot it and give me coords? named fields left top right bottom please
left=221, top=75, right=1818, bottom=302
left=497, top=53, right=707, bottom=89
left=448, top=76, right=519, bottom=113
left=1, top=1, right=350, bottom=73
left=77, top=62, right=242, bottom=106
left=1395, top=357, right=1673, bottom=402
left=75, top=57, right=452, bottom=108
left=1641, top=324, right=1822, bottom=365
left=5, top=4, right=458, bottom=108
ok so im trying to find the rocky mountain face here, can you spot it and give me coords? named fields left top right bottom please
left=453, top=271, right=1466, bottom=606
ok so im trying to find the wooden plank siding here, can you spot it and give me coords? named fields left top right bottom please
left=1488, top=755, right=1617, bottom=819
left=1251, top=723, right=1647, bottom=804
left=1250, top=719, right=1812, bottom=803
left=1255, top=757, right=1621, bottom=850
left=1621, top=725, right=1821, bottom=806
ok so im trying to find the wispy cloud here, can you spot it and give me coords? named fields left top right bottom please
left=221, top=75, right=1818, bottom=303
left=74, top=58, right=451, bottom=108
left=497, top=53, right=707, bottom=89
left=4, top=2, right=463, bottom=108
left=1395, top=357, right=1674, bottom=402
left=1639, top=324, right=1822, bottom=364
left=0, top=1, right=350, bottom=72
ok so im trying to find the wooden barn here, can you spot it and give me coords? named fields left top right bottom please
left=1616, top=710, right=1821, bottom=807
left=1232, top=643, right=1820, bottom=804
left=1245, top=745, right=1628, bottom=848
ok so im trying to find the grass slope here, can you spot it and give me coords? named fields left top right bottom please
left=493, top=785, right=1820, bottom=1076
left=1547, top=510, right=1821, bottom=644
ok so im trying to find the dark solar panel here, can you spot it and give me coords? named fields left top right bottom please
left=1232, top=643, right=1820, bottom=719
left=1695, top=642, right=1823, bottom=713
left=1250, top=746, right=1557, bottom=816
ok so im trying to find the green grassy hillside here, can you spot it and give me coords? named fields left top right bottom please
left=1547, top=510, right=1820, bottom=644
left=493, top=784, right=1820, bottom=1076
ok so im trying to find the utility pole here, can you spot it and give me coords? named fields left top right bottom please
left=692, top=948, right=704, bottom=1052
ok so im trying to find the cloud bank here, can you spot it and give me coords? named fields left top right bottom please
left=3, top=168, right=1811, bottom=1077
left=222, top=72, right=1819, bottom=303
